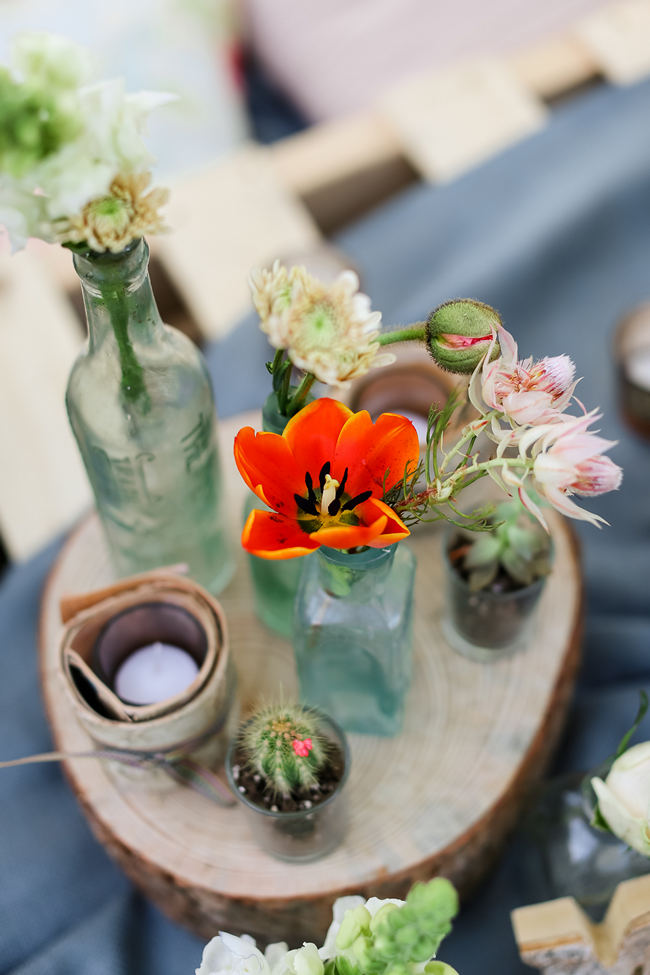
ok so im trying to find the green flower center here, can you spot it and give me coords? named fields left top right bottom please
left=302, top=302, right=337, bottom=349
left=88, top=195, right=132, bottom=234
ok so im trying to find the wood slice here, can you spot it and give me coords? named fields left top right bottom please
left=38, top=413, right=583, bottom=946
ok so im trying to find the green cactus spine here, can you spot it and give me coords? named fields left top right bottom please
left=241, top=702, right=330, bottom=797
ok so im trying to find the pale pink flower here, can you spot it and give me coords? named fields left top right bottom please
left=511, top=412, right=623, bottom=528
left=470, top=325, right=577, bottom=426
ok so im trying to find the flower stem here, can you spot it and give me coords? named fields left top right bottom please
left=288, top=373, right=316, bottom=415
left=270, top=348, right=284, bottom=374
left=277, top=357, right=293, bottom=414
left=378, top=323, right=427, bottom=346
left=100, top=281, right=150, bottom=409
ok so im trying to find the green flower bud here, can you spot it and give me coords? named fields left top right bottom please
left=369, top=903, right=400, bottom=935
left=350, top=934, right=375, bottom=970
left=424, top=963, right=459, bottom=975
left=336, top=906, right=372, bottom=950
left=426, top=299, right=501, bottom=374
left=334, top=957, right=361, bottom=975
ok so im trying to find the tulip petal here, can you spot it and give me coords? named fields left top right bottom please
left=242, top=508, right=320, bottom=559
left=335, top=412, right=420, bottom=496
left=283, top=399, right=352, bottom=480
left=234, top=427, right=303, bottom=512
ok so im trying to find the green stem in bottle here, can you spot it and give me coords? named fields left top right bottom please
left=100, top=280, right=150, bottom=410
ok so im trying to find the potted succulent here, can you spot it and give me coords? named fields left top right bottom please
left=443, top=500, right=553, bottom=658
left=226, top=701, right=349, bottom=862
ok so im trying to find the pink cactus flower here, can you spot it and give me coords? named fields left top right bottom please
left=514, top=411, right=623, bottom=528
left=292, top=737, right=313, bottom=757
left=470, top=325, right=577, bottom=425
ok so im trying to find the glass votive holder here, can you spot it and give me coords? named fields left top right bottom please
left=614, top=303, right=650, bottom=439
left=441, top=526, right=551, bottom=661
left=93, top=601, right=208, bottom=706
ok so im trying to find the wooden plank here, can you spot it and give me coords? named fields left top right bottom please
left=577, top=0, right=650, bottom=85
left=0, top=251, right=91, bottom=561
left=512, top=875, right=650, bottom=973
left=38, top=414, right=583, bottom=944
left=381, top=59, right=547, bottom=184
left=154, top=144, right=321, bottom=341
left=509, top=34, right=600, bottom=99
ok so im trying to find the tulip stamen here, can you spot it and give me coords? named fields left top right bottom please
left=341, top=489, right=372, bottom=512
left=318, top=461, right=331, bottom=491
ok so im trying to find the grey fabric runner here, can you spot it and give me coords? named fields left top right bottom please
left=2, top=76, right=650, bottom=973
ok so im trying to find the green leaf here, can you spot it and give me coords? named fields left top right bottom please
left=614, top=690, right=649, bottom=760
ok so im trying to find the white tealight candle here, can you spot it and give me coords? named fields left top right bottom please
left=114, top=642, right=199, bottom=705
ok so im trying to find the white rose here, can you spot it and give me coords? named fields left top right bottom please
left=591, top=741, right=650, bottom=856
left=196, top=932, right=288, bottom=975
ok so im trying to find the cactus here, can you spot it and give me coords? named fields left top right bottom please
left=240, top=702, right=331, bottom=797
left=459, top=500, right=551, bottom=592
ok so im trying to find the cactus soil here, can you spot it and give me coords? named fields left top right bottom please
left=230, top=743, right=346, bottom=813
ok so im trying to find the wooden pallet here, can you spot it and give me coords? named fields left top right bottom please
left=2, top=0, right=649, bottom=563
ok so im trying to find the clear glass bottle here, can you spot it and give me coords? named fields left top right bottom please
left=243, top=392, right=313, bottom=637
left=66, top=238, right=235, bottom=593
left=293, top=543, right=415, bottom=736
left=521, top=770, right=649, bottom=919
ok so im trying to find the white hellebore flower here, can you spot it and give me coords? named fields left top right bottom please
left=271, top=943, right=323, bottom=975
left=196, top=932, right=282, bottom=975
left=11, top=31, right=93, bottom=92
left=592, top=742, right=650, bottom=857
left=196, top=932, right=325, bottom=975
left=37, top=79, right=174, bottom=217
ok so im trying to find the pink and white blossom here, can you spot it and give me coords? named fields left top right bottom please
left=510, top=412, right=622, bottom=527
left=470, top=325, right=577, bottom=426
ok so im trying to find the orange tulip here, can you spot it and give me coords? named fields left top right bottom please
left=234, top=398, right=419, bottom=559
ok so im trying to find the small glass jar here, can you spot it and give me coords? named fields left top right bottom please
left=293, top=543, right=415, bottom=736
left=243, top=392, right=314, bottom=637
left=521, top=770, right=649, bottom=919
left=442, top=528, right=549, bottom=661
left=226, top=712, right=349, bottom=863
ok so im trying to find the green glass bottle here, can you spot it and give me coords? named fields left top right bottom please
left=66, top=238, right=235, bottom=593
left=293, top=543, right=416, bottom=736
left=243, top=392, right=313, bottom=636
